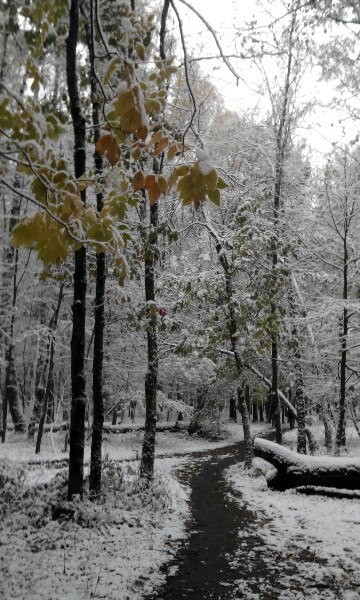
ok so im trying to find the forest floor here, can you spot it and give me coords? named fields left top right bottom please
left=0, top=422, right=360, bottom=599
left=148, top=429, right=360, bottom=600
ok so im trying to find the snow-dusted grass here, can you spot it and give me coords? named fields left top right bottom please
left=227, top=423, right=360, bottom=599
left=0, top=420, right=257, bottom=600
left=0, top=455, right=189, bottom=600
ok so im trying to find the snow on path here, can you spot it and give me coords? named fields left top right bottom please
left=227, top=434, right=360, bottom=599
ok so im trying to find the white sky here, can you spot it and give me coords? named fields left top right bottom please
left=172, top=0, right=358, bottom=161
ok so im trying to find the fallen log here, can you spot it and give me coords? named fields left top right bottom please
left=253, top=437, right=360, bottom=491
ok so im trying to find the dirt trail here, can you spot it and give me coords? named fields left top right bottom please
left=147, top=440, right=330, bottom=600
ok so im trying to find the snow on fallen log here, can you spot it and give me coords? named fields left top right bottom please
left=253, top=437, right=360, bottom=491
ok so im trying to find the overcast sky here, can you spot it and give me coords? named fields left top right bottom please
left=171, top=0, right=355, bottom=161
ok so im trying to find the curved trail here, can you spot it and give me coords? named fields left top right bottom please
left=147, top=440, right=326, bottom=600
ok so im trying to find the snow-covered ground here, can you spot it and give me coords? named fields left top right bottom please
left=2, top=420, right=359, bottom=599
left=0, top=421, right=252, bottom=600
left=227, top=425, right=360, bottom=600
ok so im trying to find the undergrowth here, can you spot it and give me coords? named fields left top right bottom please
left=0, top=459, right=173, bottom=533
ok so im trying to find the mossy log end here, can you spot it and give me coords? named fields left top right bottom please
left=253, top=437, right=360, bottom=491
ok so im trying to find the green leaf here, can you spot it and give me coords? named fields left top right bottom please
left=207, top=188, right=220, bottom=207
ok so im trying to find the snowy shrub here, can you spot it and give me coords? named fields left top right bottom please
left=0, top=461, right=27, bottom=518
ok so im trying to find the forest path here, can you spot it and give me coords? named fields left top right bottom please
left=147, top=439, right=330, bottom=600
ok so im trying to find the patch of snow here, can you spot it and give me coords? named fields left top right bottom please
left=226, top=429, right=360, bottom=599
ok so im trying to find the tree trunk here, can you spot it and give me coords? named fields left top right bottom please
left=335, top=231, right=348, bottom=455
left=254, top=437, right=360, bottom=491
left=83, top=0, right=107, bottom=498
left=35, top=283, right=64, bottom=454
left=140, top=201, right=159, bottom=481
left=270, top=340, right=282, bottom=444
left=67, top=0, right=87, bottom=500
left=204, top=218, right=252, bottom=468
left=2, top=176, right=26, bottom=441
left=287, top=286, right=307, bottom=453
left=252, top=401, right=258, bottom=422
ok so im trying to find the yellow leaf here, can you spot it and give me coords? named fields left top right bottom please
left=147, top=130, right=163, bottom=147
left=204, top=168, right=218, bottom=191
left=31, top=177, right=48, bottom=204
left=157, top=176, right=167, bottom=194
left=173, top=165, right=190, bottom=177
left=135, top=42, right=145, bottom=61
left=104, top=57, right=121, bottom=84
left=217, top=177, right=228, bottom=190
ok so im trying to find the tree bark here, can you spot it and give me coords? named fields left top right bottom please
left=1, top=176, right=26, bottom=441
left=287, top=285, right=306, bottom=453
left=67, top=0, right=87, bottom=500
left=203, top=213, right=252, bottom=468
left=83, top=0, right=107, bottom=498
left=140, top=201, right=159, bottom=481
left=335, top=227, right=348, bottom=454
left=35, top=283, right=64, bottom=454
left=254, top=437, right=360, bottom=491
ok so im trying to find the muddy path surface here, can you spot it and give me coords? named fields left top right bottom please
left=147, top=439, right=334, bottom=600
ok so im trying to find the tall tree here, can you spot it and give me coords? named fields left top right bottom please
left=66, top=0, right=87, bottom=500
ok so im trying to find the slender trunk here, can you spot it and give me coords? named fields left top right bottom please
left=138, top=0, right=172, bottom=480
left=67, top=0, right=87, bottom=500
left=335, top=231, right=348, bottom=455
left=269, top=7, right=297, bottom=447
left=83, top=0, right=106, bottom=498
left=35, top=284, right=64, bottom=454
left=212, top=231, right=252, bottom=467
left=252, top=402, right=258, bottom=422
left=288, top=286, right=306, bottom=453
left=2, top=175, right=26, bottom=440
left=140, top=201, right=159, bottom=481
left=270, top=339, right=282, bottom=444
left=320, top=406, right=333, bottom=453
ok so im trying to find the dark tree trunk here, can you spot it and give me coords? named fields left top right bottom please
left=287, top=285, right=306, bottom=453
left=140, top=201, right=159, bottom=481
left=139, top=0, right=171, bottom=481
left=35, top=283, right=64, bottom=454
left=229, top=396, right=237, bottom=422
left=270, top=340, right=282, bottom=444
left=2, top=179, right=26, bottom=441
left=335, top=232, right=348, bottom=454
left=67, top=0, right=87, bottom=500
left=83, top=0, right=106, bottom=498
left=259, top=401, right=264, bottom=422
left=252, top=402, right=258, bottom=423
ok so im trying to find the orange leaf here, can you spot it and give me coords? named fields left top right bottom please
left=157, top=175, right=167, bottom=194
left=133, top=170, right=145, bottom=191
left=96, top=135, right=121, bottom=166
left=151, top=136, right=169, bottom=156
left=148, top=184, right=161, bottom=204
left=144, top=174, right=156, bottom=189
